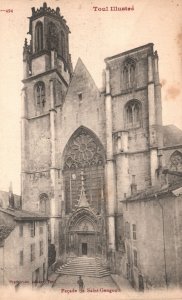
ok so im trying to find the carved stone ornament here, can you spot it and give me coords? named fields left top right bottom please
left=170, top=150, right=182, bottom=171
left=64, top=128, right=104, bottom=170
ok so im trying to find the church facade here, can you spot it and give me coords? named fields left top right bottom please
left=21, top=3, right=182, bottom=289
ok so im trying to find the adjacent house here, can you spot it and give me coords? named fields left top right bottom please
left=0, top=206, right=48, bottom=286
left=121, top=181, right=182, bottom=290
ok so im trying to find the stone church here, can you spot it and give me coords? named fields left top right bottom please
left=21, top=3, right=182, bottom=289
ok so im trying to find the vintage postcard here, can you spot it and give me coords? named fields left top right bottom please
left=0, top=0, right=182, bottom=299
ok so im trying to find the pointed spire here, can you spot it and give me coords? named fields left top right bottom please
left=78, top=171, right=89, bottom=208
left=9, top=181, right=13, bottom=193
left=24, top=38, right=28, bottom=47
left=23, top=38, right=30, bottom=62
left=56, top=7, right=60, bottom=15
left=9, top=181, right=14, bottom=209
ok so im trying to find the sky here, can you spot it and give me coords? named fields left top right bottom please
left=0, top=0, right=182, bottom=194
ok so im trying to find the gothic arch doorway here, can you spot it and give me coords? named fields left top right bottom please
left=66, top=208, right=100, bottom=257
left=62, top=126, right=106, bottom=258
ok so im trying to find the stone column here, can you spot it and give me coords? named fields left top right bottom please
left=148, top=55, right=158, bottom=186
left=115, top=131, right=129, bottom=212
left=121, top=131, right=128, bottom=152
left=173, top=196, right=180, bottom=287
left=23, top=39, right=29, bottom=79
left=51, top=50, right=57, bottom=69
left=148, top=55, right=155, bottom=132
left=154, top=51, right=163, bottom=148
left=21, top=88, right=28, bottom=207
left=120, top=131, right=129, bottom=199
left=23, top=60, right=29, bottom=79
left=105, top=67, right=116, bottom=252
left=49, top=79, right=57, bottom=244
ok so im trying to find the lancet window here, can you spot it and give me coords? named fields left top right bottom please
left=125, top=100, right=141, bottom=129
left=34, top=81, right=45, bottom=106
left=35, top=22, right=43, bottom=52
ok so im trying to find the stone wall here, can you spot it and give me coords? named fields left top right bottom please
left=120, top=193, right=182, bottom=289
left=55, top=58, right=106, bottom=170
left=3, top=220, right=48, bottom=285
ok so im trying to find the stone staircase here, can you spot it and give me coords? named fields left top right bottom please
left=55, top=256, right=110, bottom=278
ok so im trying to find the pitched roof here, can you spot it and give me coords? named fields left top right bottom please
left=0, top=207, right=49, bottom=221
left=163, top=125, right=182, bottom=147
left=0, top=224, right=15, bottom=245
left=68, top=57, right=100, bottom=93
left=124, top=180, right=182, bottom=203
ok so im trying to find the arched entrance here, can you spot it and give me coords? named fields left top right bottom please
left=62, top=126, right=106, bottom=258
left=66, top=208, right=101, bottom=257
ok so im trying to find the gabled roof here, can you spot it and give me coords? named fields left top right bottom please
left=124, top=180, right=182, bottom=203
left=0, top=207, right=48, bottom=221
left=68, top=57, right=100, bottom=92
left=0, top=224, right=15, bottom=245
left=163, top=125, right=182, bottom=147
left=63, top=57, right=101, bottom=111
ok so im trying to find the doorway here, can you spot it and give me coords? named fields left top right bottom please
left=138, top=274, right=144, bottom=291
left=82, top=243, right=87, bottom=255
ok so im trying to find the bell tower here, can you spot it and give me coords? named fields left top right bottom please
left=23, top=2, right=72, bottom=81
left=21, top=3, right=72, bottom=252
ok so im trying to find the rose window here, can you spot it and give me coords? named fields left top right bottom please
left=64, top=130, right=104, bottom=169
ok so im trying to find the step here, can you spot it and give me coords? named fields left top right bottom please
left=55, top=256, right=110, bottom=278
left=55, top=271, right=110, bottom=278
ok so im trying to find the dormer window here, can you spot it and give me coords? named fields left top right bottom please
left=125, top=100, right=142, bottom=129
left=35, top=21, right=43, bottom=53
left=34, top=81, right=45, bottom=106
left=122, top=58, right=136, bottom=89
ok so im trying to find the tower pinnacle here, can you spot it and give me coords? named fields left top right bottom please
left=78, top=171, right=90, bottom=208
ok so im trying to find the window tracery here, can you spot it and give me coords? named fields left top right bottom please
left=122, top=58, right=136, bottom=89
left=34, top=81, right=45, bottom=106
left=39, top=193, right=50, bottom=214
left=64, top=128, right=104, bottom=170
left=35, top=21, right=43, bottom=53
left=170, top=151, right=182, bottom=171
left=60, top=30, right=66, bottom=59
left=125, top=100, right=141, bottom=129
left=47, top=22, right=58, bottom=51
left=63, top=127, right=105, bottom=215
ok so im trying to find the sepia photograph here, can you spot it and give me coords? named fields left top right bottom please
left=0, top=0, right=182, bottom=299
